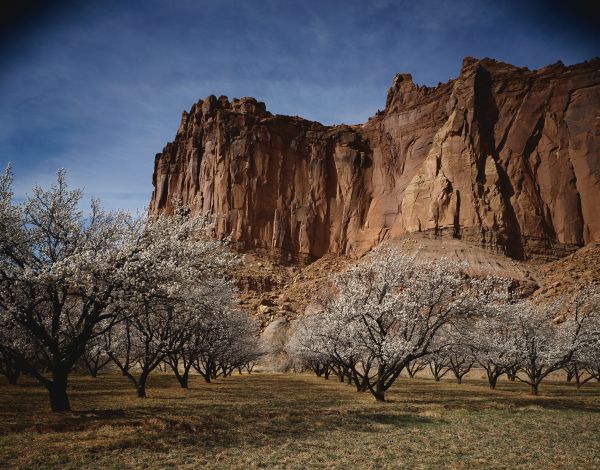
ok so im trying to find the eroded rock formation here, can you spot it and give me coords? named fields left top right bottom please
left=150, top=57, right=600, bottom=261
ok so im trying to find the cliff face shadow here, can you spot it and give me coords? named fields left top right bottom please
left=474, top=64, right=525, bottom=260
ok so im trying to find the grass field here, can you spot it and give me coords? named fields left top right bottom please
left=0, top=372, right=599, bottom=469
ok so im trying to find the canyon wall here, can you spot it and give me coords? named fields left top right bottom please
left=150, top=57, right=600, bottom=261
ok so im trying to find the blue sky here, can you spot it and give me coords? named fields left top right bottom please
left=1, top=0, right=598, bottom=212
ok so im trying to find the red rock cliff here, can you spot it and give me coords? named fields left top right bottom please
left=150, top=57, right=600, bottom=261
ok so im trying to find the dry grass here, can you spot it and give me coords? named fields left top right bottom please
left=0, top=372, right=599, bottom=469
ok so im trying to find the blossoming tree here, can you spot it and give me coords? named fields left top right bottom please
left=0, top=168, right=239, bottom=410
left=287, top=245, right=500, bottom=401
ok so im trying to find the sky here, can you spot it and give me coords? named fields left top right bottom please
left=0, top=0, right=598, bottom=212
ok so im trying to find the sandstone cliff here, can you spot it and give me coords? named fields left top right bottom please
left=150, top=57, right=600, bottom=261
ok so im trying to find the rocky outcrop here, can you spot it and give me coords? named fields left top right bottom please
left=150, top=57, right=600, bottom=261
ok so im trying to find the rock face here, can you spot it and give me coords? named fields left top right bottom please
left=150, top=57, right=600, bottom=261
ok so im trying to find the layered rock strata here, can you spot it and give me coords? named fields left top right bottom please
left=150, top=57, right=600, bottom=261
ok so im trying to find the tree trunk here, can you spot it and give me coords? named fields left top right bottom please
left=1, top=355, right=22, bottom=385
left=488, top=374, right=498, bottom=389
left=168, top=358, right=190, bottom=388
left=530, top=383, right=539, bottom=395
left=6, top=368, right=20, bottom=385
left=506, top=367, right=517, bottom=382
left=430, top=364, right=439, bottom=381
left=374, top=380, right=386, bottom=401
left=566, top=370, right=573, bottom=382
left=137, top=373, right=148, bottom=398
left=48, top=371, right=70, bottom=412
left=574, top=366, right=581, bottom=388
left=179, top=370, right=189, bottom=389
left=452, top=366, right=468, bottom=384
left=373, top=365, right=386, bottom=401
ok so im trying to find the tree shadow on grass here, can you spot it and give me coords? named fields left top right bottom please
left=3, top=373, right=598, bottom=457
left=350, top=411, right=434, bottom=427
left=388, top=379, right=600, bottom=413
left=37, top=403, right=437, bottom=455
left=1, top=374, right=440, bottom=453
